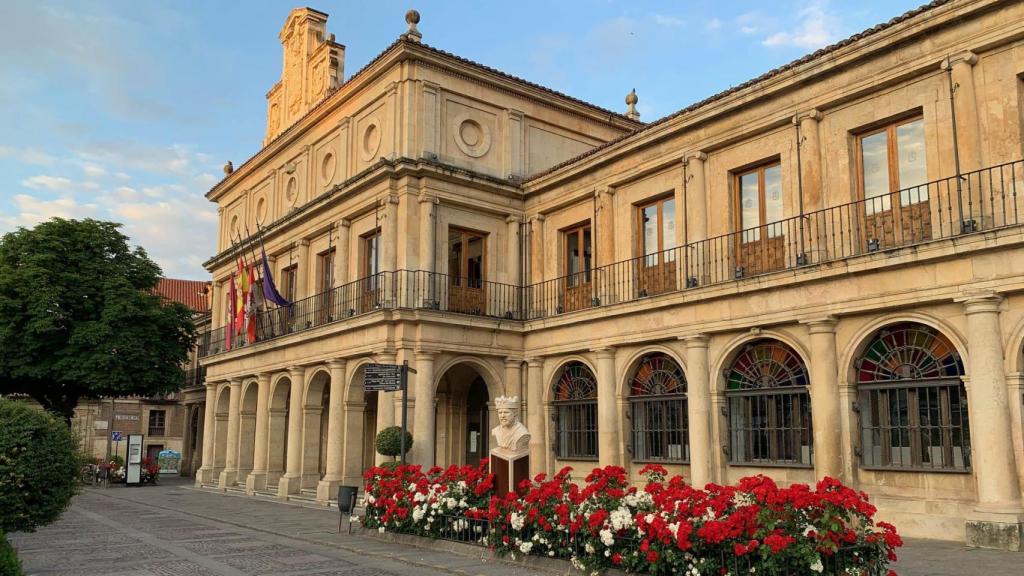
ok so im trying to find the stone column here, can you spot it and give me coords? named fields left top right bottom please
left=683, top=335, right=712, bottom=487
left=218, top=377, right=243, bottom=488
left=278, top=366, right=306, bottom=498
left=196, top=382, right=219, bottom=486
left=794, top=110, right=823, bottom=213
left=316, top=359, right=347, bottom=503
left=504, top=358, right=523, bottom=402
left=505, top=215, right=521, bottom=286
left=526, top=358, right=547, bottom=476
left=381, top=195, right=399, bottom=272
left=420, top=196, right=437, bottom=272
left=804, top=317, right=842, bottom=480
left=594, top=348, right=620, bottom=466
left=683, top=152, right=708, bottom=241
left=595, top=187, right=616, bottom=267
left=961, top=293, right=1024, bottom=549
left=210, top=281, right=223, bottom=330
left=296, top=240, right=310, bottom=299
left=374, top=352, right=397, bottom=465
left=335, top=220, right=350, bottom=286
left=245, top=372, right=272, bottom=494
left=941, top=52, right=981, bottom=173
left=530, top=215, right=546, bottom=284
left=412, top=351, right=436, bottom=467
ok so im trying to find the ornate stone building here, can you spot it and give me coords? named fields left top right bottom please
left=197, top=1, right=1024, bottom=549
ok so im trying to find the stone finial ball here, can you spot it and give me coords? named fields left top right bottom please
left=626, top=88, right=638, bottom=105
left=406, top=9, right=420, bottom=25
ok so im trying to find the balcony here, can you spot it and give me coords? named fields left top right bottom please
left=199, top=160, right=1024, bottom=358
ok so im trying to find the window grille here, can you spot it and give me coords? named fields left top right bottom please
left=552, top=361, right=598, bottom=460
left=726, top=340, right=813, bottom=467
left=857, top=323, right=970, bottom=471
left=629, top=353, right=688, bottom=462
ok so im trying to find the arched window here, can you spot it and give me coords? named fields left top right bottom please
left=552, top=361, right=598, bottom=460
left=726, top=340, right=812, bottom=466
left=857, top=323, right=969, bottom=471
left=629, top=353, right=688, bottom=462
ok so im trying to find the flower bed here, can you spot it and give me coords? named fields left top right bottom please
left=361, top=462, right=902, bottom=575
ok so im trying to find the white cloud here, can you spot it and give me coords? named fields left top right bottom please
left=115, top=172, right=131, bottom=180
left=704, top=18, right=722, bottom=32
left=21, top=174, right=72, bottom=190
left=78, top=162, right=107, bottom=178
left=763, top=1, right=839, bottom=49
left=0, top=145, right=56, bottom=165
left=9, top=193, right=99, bottom=226
left=652, top=14, right=685, bottom=28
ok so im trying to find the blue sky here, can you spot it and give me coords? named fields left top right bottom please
left=0, top=0, right=925, bottom=279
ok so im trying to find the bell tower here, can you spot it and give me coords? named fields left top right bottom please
left=264, top=8, right=345, bottom=146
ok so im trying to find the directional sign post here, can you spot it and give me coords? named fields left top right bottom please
left=364, top=362, right=417, bottom=465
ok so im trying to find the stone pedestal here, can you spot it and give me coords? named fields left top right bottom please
left=490, top=447, right=530, bottom=496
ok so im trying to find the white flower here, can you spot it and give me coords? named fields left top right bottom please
left=809, top=557, right=824, bottom=573
left=604, top=549, right=610, bottom=557
left=584, top=542, right=595, bottom=554
left=378, top=526, right=386, bottom=533
left=599, top=528, right=614, bottom=547
left=549, top=551, right=555, bottom=557
left=610, top=507, right=633, bottom=531
left=519, top=541, right=533, bottom=554
left=445, top=497, right=458, bottom=509
left=412, top=508, right=425, bottom=522
left=408, top=482, right=418, bottom=492
left=510, top=512, right=525, bottom=530
left=802, top=524, right=816, bottom=537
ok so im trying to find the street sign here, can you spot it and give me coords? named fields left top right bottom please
left=364, top=363, right=403, bottom=391
left=111, top=431, right=123, bottom=442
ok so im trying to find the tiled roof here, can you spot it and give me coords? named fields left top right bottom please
left=524, top=0, right=954, bottom=183
left=155, top=278, right=211, bottom=313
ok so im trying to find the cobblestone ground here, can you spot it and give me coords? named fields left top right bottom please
left=9, top=477, right=1023, bottom=576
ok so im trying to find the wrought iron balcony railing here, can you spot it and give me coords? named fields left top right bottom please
left=199, top=160, right=1023, bottom=358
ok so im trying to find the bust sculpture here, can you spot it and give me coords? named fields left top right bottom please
left=491, top=396, right=530, bottom=453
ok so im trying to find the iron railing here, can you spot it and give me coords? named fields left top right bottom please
left=199, top=160, right=1024, bottom=358
left=379, top=513, right=890, bottom=575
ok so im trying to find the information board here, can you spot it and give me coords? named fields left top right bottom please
left=364, top=363, right=403, bottom=391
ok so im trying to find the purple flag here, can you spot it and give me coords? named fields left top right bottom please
left=261, top=245, right=291, bottom=307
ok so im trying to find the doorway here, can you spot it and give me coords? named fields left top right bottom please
left=465, top=377, right=489, bottom=466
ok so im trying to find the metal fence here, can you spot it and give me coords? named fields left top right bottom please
left=380, top=513, right=889, bottom=575
left=200, top=160, right=1024, bottom=358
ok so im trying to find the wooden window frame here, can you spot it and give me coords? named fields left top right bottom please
left=447, top=226, right=487, bottom=287
left=733, top=161, right=783, bottom=235
left=148, top=409, right=166, bottom=437
left=635, top=193, right=676, bottom=260
left=360, top=229, right=381, bottom=279
left=561, top=221, right=592, bottom=285
left=854, top=114, right=925, bottom=204
left=281, top=264, right=298, bottom=304
left=317, top=248, right=336, bottom=293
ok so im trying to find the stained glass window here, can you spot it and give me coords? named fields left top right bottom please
left=857, top=323, right=970, bottom=471
left=726, top=340, right=812, bottom=466
left=629, top=353, right=688, bottom=462
left=553, top=361, right=598, bottom=459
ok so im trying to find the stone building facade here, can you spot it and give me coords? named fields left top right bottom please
left=197, top=1, right=1024, bottom=549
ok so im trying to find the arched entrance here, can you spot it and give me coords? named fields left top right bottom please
left=435, top=361, right=499, bottom=467
left=212, top=386, right=230, bottom=479
left=267, top=376, right=291, bottom=488
left=237, top=381, right=258, bottom=483
left=301, top=370, right=331, bottom=489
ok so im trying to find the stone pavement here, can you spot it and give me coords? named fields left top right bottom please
left=8, top=477, right=1022, bottom=576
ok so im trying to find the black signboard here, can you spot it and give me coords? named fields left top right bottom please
left=364, top=363, right=403, bottom=391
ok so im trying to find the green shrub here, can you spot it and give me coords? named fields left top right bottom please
left=374, top=426, right=413, bottom=459
left=0, top=531, right=22, bottom=576
left=0, top=398, right=80, bottom=533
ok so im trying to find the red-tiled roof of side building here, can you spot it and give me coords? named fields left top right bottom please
left=154, top=278, right=211, bottom=313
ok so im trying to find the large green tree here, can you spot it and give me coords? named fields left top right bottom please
left=0, top=218, right=198, bottom=420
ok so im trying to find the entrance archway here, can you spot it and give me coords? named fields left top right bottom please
left=301, top=369, right=330, bottom=490
left=237, top=380, right=258, bottom=482
left=212, top=386, right=230, bottom=478
left=267, top=376, right=291, bottom=488
left=434, top=360, right=500, bottom=467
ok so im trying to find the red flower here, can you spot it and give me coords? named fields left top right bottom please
left=646, top=550, right=659, bottom=563
left=611, top=553, right=622, bottom=565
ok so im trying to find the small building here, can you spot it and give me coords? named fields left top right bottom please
left=74, top=278, right=210, bottom=473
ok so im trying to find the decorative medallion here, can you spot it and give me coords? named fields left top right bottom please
left=321, top=151, right=336, bottom=184
left=360, top=117, right=382, bottom=162
left=255, top=197, right=267, bottom=224
left=285, top=176, right=298, bottom=205
left=452, top=116, right=491, bottom=158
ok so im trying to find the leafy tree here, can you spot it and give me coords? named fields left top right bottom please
left=0, top=218, right=198, bottom=420
left=375, top=426, right=413, bottom=460
left=0, top=530, right=21, bottom=576
left=0, top=397, right=80, bottom=534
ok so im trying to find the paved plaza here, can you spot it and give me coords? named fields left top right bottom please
left=8, top=477, right=1022, bottom=576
